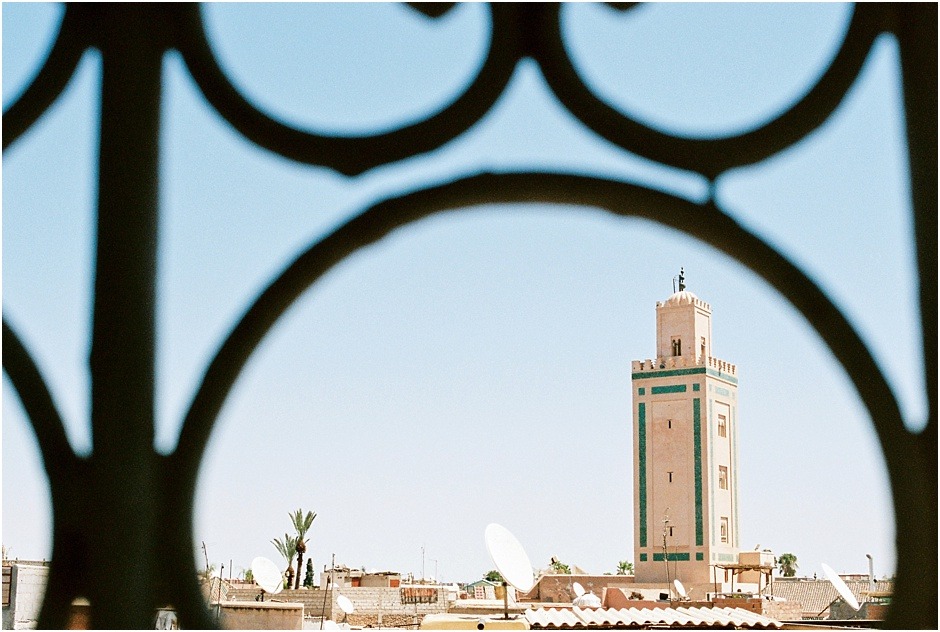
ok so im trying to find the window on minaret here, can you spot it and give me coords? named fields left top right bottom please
left=671, top=337, right=681, bottom=356
left=720, top=517, right=729, bottom=543
left=718, top=466, right=728, bottom=490
left=700, top=337, right=706, bottom=358
left=718, top=414, right=727, bottom=438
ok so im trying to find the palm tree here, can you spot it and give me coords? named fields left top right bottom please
left=272, top=533, right=297, bottom=567
left=290, top=509, right=317, bottom=589
left=616, top=560, right=634, bottom=576
left=272, top=533, right=297, bottom=588
left=777, top=553, right=798, bottom=577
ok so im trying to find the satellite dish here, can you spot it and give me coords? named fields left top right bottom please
left=484, top=523, right=535, bottom=592
left=337, top=594, right=355, bottom=615
left=821, top=563, right=861, bottom=611
left=573, top=591, right=602, bottom=608
left=572, top=582, right=585, bottom=598
left=251, top=556, right=284, bottom=595
left=673, top=579, right=688, bottom=599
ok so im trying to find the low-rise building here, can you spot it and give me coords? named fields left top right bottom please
left=2, top=561, right=49, bottom=630
left=319, top=565, right=401, bottom=588
left=762, top=576, right=893, bottom=620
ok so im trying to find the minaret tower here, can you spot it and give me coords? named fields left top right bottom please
left=632, top=270, right=740, bottom=586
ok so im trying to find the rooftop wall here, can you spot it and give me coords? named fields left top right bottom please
left=216, top=601, right=303, bottom=630
left=223, top=585, right=447, bottom=623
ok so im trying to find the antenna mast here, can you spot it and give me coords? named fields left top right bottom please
left=662, top=511, right=671, bottom=598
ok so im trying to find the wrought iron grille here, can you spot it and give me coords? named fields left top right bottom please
left=2, top=3, right=935, bottom=629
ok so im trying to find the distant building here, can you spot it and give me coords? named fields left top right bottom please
left=3, top=561, right=50, bottom=630
left=764, top=576, right=893, bottom=620
left=464, top=579, right=499, bottom=600
left=320, top=565, right=401, bottom=588
left=519, top=574, right=637, bottom=604
left=632, top=272, right=741, bottom=586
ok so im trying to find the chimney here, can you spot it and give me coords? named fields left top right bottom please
left=865, top=554, right=874, bottom=593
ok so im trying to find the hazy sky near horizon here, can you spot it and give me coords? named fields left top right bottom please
left=3, top=3, right=923, bottom=585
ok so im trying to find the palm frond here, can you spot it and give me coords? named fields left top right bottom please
left=271, top=533, right=297, bottom=563
left=289, top=509, right=317, bottom=538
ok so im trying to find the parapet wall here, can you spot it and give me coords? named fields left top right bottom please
left=225, top=585, right=447, bottom=622
left=632, top=355, right=737, bottom=377
left=656, top=296, right=711, bottom=311
left=216, top=601, right=303, bottom=630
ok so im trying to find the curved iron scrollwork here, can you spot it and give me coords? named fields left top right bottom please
left=2, top=3, right=935, bottom=629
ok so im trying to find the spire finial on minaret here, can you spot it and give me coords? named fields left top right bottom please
left=678, top=267, right=686, bottom=292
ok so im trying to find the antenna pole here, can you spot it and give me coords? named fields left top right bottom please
left=662, top=512, right=671, bottom=599
left=319, top=553, right=335, bottom=630
left=216, top=563, right=224, bottom=623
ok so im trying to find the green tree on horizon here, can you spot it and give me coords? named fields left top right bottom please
left=777, top=553, right=798, bottom=577
left=484, top=569, right=504, bottom=583
left=289, top=509, right=317, bottom=590
left=616, top=560, right=634, bottom=575
left=304, top=558, right=315, bottom=588
left=549, top=559, right=571, bottom=574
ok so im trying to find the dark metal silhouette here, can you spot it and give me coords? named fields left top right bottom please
left=2, top=3, right=934, bottom=628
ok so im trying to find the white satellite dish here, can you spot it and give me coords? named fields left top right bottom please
left=673, top=579, right=688, bottom=600
left=337, top=594, right=355, bottom=615
left=484, top=523, right=535, bottom=592
left=821, top=563, right=861, bottom=611
left=572, top=582, right=585, bottom=598
left=251, top=556, right=284, bottom=595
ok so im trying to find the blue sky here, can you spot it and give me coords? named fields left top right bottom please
left=3, top=3, right=922, bottom=584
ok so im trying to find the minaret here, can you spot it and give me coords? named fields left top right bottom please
left=632, top=271, right=740, bottom=587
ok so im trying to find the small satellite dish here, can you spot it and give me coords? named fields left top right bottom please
left=821, top=563, right=860, bottom=611
left=673, top=579, right=688, bottom=599
left=337, top=594, right=355, bottom=615
left=572, top=582, right=585, bottom=598
left=484, top=523, right=535, bottom=592
left=251, top=556, right=284, bottom=595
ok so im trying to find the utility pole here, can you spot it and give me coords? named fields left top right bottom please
left=319, top=553, right=335, bottom=630
left=662, top=512, right=671, bottom=599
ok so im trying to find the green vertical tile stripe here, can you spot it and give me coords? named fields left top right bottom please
left=693, top=398, right=703, bottom=546
left=732, top=407, right=739, bottom=544
left=696, top=552, right=704, bottom=561
left=638, top=403, right=647, bottom=548
left=652, top=384, right=686, bottom=394
left=708, top=398, right=715, bottom=546
left=639, top=553, right=647, bottom=562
